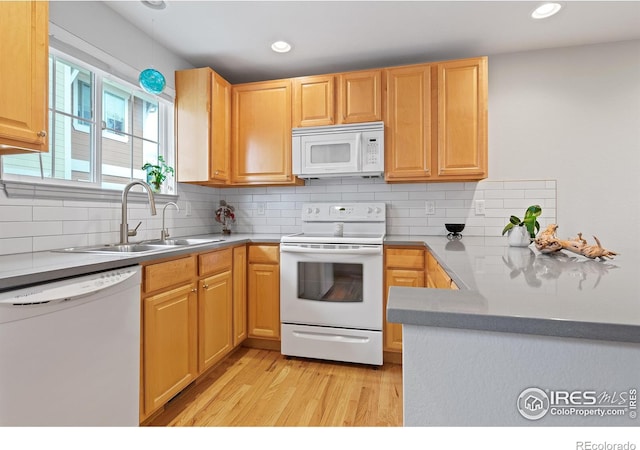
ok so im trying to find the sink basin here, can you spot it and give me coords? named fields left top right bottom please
left=53, top=238, right=224, bottom=254
left=142, top=238, right=224, bottom=246
left=54, top=243, right=168, bottom=254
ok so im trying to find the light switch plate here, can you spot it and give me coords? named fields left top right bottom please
left=257, top=203, right=266, bottom=215
left=425, top=201, right=435, bottom=215
left=475, top=200, right=485, bottom=215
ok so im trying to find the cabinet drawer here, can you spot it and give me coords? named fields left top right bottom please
left=385, top=248, right=425, bottom=269
left=144, top=256, right=196, bottom=293
left=248, top=245, right=279, bottom=264
left=199, top=247, right=232, bottom=276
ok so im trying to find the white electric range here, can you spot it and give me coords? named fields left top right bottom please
left=280, top=202, right=386, bottom=366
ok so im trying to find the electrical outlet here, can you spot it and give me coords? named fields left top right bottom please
left=185, top=201, right=192, bottom=217
left=257, top=203, right=266, bottom=215
left=475, top=200, right=485, bottom=215
left=425, top=201, right=435, bottom=215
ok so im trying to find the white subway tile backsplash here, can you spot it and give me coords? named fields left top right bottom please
left=0, top=177, right=557, bottom=254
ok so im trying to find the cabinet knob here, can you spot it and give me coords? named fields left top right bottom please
left=214, top=170, right=219, bottom=175
left=191, top=288, right=197, bottom=293
left=37, top=130, right=47, bottom=138
left=203, top=284, right=209, bottom=289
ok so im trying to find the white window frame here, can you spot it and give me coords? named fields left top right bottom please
left=0, top=47, right=177, bottom=202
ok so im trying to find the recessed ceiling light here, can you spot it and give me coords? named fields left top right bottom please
left=271, top=41, right=292, bottom=53
left=531, top=2, right=562, bottom=19
left=141, top=0, right=166, bottom=10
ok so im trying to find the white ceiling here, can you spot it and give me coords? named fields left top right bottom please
left=103, top=1, right=640, bottom=84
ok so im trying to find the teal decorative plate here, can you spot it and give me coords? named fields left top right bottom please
left=139, top=68, right=166, bottom=95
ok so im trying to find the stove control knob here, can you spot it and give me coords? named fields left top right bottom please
left=314, top=208, right=320, bottom=214
left=306, top=208, right=313, bottom=214
left=374, top=207, right=382, bottom=214
left=367, top=207, right=373, bottom=214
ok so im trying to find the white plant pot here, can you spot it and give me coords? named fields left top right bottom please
left=508, top=226, right=532, bottom=247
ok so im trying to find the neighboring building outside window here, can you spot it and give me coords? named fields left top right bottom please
left=0, top=48, right=175, bottom=194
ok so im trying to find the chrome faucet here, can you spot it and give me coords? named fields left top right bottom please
left=120, top=180, right=157, bottom=244
left=161, top=202, right=180, bottom=241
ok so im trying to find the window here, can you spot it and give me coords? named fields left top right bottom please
left=1, top=49, right=175, bottom=194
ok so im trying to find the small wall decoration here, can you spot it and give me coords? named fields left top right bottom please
left=534, top=224, right=618, bottom=260
left=215, top=200, right=236, bottom=234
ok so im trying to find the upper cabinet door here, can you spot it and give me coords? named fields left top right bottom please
left=232, top=79, right=300, bottom=185
left=384, top=64, right=433, bottom=181
left=338, top=69, right=382, bottom=124
left=210, top=72, right=231, bottom=182
left=292, top=75, right=335, bottom=127
left=0, top=1, right=48, bottom=154
left=175, top=67, right=230, bottom=184
left=437, top=57, right=488, bottom=179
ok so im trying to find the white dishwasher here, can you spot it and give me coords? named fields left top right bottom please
left=0, top=265, right=141, bottom=426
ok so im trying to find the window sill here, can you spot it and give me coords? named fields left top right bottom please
left=2, top=180, right=178, bottom=204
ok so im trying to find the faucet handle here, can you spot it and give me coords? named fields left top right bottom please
left=128, top=221, right=142, bottom=237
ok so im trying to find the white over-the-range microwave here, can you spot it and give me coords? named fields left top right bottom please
left=292, top=121, right=384, bottom=178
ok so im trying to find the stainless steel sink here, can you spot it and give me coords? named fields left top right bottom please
left=53, top=238, right=224, bottom=254
left=142, top=238, right=223, bottom=246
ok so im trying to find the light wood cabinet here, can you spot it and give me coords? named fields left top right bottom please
left=437, top=57, right=488, bottom=180
left=233, top=245, right=247, bottom=346
left=198, top=247, right=233, bottom=373
left=248, top=244, right=280, bottom=339
left=0, top=0, right=48, bottom=154
left=426, top=251, right=456, bottom=289
left=292, top=69, right=382, bottom=127
left=199, top=269, right=233, bottom=372
left=338, top=69, right=382, bottom=124
left=292, top=75, right=335, bottom=127
left=384, top=64, right=433, bottom=180
left=231, top=80, right=302, bottom=185
left=384, top=247, right=426, bottom=352
left=175, top=67, right=231, bottom=184
left=141, top=246, right=240, bottom=420
left=142, top=282, right=198, bottom=415
left=384, top=57, right=488, bottom=182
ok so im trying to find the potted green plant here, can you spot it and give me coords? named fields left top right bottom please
left=502, top=205, right=542, bottom=246
left=142, top=156, right=174, bottom=192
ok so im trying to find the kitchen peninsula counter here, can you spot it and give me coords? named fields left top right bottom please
left=385, top=235, right=640, bottom=343
left=384, top=235, right=640, bottom=426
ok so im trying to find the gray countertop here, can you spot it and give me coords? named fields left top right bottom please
left=2, top=233, right=638, bottom=344
left=0, top=233, right=281, bottom=291
left=386, top=235, right=640, bottom=343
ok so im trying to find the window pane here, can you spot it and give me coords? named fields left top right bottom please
left=1, top=50, right=173, bottom=194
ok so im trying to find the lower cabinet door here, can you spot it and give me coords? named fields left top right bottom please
left=248, top=262, right=280, bottom=339
left=143, top=283, right=198, bottom=415
left=384, top=268, right=425, bottom=351
left=199, top=270, right=233, bottom=372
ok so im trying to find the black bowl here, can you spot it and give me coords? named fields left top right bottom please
left=445, top=223, right=465, bottom=234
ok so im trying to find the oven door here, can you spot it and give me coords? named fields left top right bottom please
left=280, top=243, right=382, bottom=330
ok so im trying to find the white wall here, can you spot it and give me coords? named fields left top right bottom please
left=48, top=1, right=193, bottom=91
left=488, top=40, right=640, bottom=253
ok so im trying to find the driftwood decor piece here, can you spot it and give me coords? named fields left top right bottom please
left=534, top=224, right=618, bottom=260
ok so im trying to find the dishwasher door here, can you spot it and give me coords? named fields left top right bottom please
left=0, top=265, right=141, bottom=426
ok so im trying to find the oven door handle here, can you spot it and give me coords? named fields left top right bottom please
left=280, top=245, right=382, bottom=255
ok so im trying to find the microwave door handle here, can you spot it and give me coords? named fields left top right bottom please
left=355, top=132, right=362, bottom=170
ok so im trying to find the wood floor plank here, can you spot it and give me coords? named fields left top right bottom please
left=146, top=347, right=403, bottom=427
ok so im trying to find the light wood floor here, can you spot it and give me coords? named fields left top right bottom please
left=146, top=347, right=403, bottom=427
